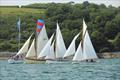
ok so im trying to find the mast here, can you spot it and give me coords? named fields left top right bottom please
left=18, top=5, right=21, bottom=51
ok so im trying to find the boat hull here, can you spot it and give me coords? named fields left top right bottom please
left=8, top=59, right=23, bottom=64
left=72, top=59, right=98, bottom=64
left=46, top=59, right=71, bottom=64
left=24, top=59, right=46, bottom=64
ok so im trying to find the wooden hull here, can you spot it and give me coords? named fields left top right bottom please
left=24, top=58, right=72, bottom=64
left=24, top=59, right=46, bottom=64
left=46, top=59, right=71, bottom=64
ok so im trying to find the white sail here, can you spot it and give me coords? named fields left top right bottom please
left=25, top=39, right=36, bottom=58
left=83, top=19, right=87, bottom=37
left=37, top=25, right=48, bottom=56
left=73, top=42, right=83, bottom=61
left=45, top=40, right=55, bottom=59
left=16, top=33, right=32, bottom=56
left=63, top=33, right=80, bottom=58
left=83, top=30, right=98, bottom=60
left=37, top=34, right=54, bottom=59
left=55, top=23, right=66, bottom=58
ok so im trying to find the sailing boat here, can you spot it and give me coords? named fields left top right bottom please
left=24, top=25, right=49, bottom=64
left=73, top=19, right=98, bottom=62
left=8, top=33, right=33, bottom=64
left=41, top=23, right=67, bottom=63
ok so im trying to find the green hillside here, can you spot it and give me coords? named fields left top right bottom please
left=0, top=7, right=45, bottom=51
left=0, top=7, right=44, bottom=14
left=0, top=2, right=120, bottom=53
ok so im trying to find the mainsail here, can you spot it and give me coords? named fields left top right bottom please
left=55, top=23, right=66, bottom=58
left=37, top=25, right=48, bottom=56
left=25, top=39, right=36, bottom=58
left=16, top=33, right=33, bottom=56
left=83, top=30, right=98, bottom=60
left=63, top=33, right=80, bottom=58
left=37, top=34, right=54, bottom=59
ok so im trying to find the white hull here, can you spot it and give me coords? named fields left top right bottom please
left=46, top=60, right=58, bottom=64
left=8, top=59, right=23, bottom=64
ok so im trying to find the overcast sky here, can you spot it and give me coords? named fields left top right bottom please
left=0, top=0, right=120, bottom=7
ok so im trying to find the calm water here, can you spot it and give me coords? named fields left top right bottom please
left=0, top=59, right=120, bottom=80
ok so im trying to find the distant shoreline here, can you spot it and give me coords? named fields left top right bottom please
left=0, top=52, right=120, bottom=60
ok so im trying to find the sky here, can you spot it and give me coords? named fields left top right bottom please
left=0, top=0, right=120, bottom=7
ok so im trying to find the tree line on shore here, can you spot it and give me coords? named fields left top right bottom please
left=0, top=1, right=120, bottom=53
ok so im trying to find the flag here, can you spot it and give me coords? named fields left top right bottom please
left=17, top=18, right=21, bottom=50
left=17, top=18, right=21, bottom=32
left=36, top=19, right=44, bottom=33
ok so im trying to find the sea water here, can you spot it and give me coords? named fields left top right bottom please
left=0, top=59, right=120, bottom=80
